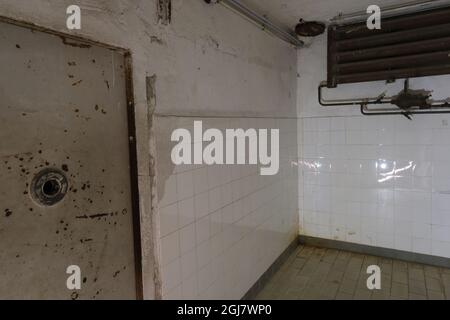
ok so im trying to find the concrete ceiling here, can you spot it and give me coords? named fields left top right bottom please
left=241, top=0, right=408, bottom=29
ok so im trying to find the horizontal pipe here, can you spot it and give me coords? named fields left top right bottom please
left=362, top=105, right=450, bottom=113
left=318, top=83, right=392, bottom=106
left=336, top=22, right=450, bottom=51
left=217, top=0, right=303, bottom=48
left=361, top=104, right=450, bottom=116
left=337, top=50, right=450, bottom=74
left=319, top=84, right=450, bottom=117
left=335, top=5, right=450, bottom=40
left=337, top=36, right=450, bottom=63
left=336, top=64, right=450, bottom=84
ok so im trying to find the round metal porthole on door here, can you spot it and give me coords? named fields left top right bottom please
left=31, top=169, right=68, bottom=206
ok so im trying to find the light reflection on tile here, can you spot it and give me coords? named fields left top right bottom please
left=299, top=115, right=450, bottom=260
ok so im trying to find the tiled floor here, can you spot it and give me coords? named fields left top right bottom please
left=256, top=245, right=450, bottom=300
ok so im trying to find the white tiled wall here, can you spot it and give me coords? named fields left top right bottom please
left=297, top=34, right=450, bottom=259
left=156, top=117, right=298, bottom=299
left=299, top=115, right=450, bottom=258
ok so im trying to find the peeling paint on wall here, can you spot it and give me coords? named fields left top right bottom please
left=145, top=75, right=163, bottom=300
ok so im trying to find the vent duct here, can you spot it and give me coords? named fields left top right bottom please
left=327, top=6, right=450, bottom=88
left=321, top=5, right=450, bottom=118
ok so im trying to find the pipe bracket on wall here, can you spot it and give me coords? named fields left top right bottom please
left=322, top=3, right=450, bottom=119
left=318, top=80, right=450, bottom=120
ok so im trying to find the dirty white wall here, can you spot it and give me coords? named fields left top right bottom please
left=297, top=1, right=450, bottom=259
left=243, top=0, right=405, bottom=27
left=0, top=0, right=299, bottom=299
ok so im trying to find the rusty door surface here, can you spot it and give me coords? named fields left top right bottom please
left=0, top=20, right=139, bottom=299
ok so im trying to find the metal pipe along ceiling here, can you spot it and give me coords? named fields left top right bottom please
left=213, top=0, right=304, bottom=48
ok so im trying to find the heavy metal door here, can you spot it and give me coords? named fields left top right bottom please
left=0, top=19, right=141, bottom=300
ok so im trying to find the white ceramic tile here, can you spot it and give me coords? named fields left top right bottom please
left=299, top=112, right=450, bottom=259
left=163, top=285, right=182, bottom=300
left=194, top=191, right=210, bottom=219
left=161, top=231, right=180, bottom=266
left=412, top=238, right=432, bottom=255
left=182, top=274, right=198, bottom=299
left=180, top=250, right=197, bottom=281
left=330, top=130, right=346, bottom=145
left=198, top=263, right=213, bottom=296
left=160, top=175, right=178, bottom=208
left=432, top=225, right=450, bottom=242
left=177, top=171, right=194, bottom=201
left=162, top=258, right=181, bottom=293
left=196, top=239, right=212, bottom=269
left=412, top=222, right=432, bottom=239
left=221, top=183, right=233, bottom=206
left=157, top=117, right=298, bottom=298
left=210, top=232, right=224, bottom=258
left=179, top=223, right=196, bottom=255
left=160, top=203, right=179, bottom=237
left=395, top=235, right=412, bottom=252
left=210, top=209, right=223, bottom=237
left=331, top=118, right=346, bottom=131
left=432, top=210, right=450, bottom=227
left=178, top=196, right=195, bottom=228
left=193, top=167, right=209, bottom=195
left=208, top=187, right=223, bottom=213
left=394, top=220, right=412, bottom=237
left=376, top=233, right=394, bottom=249
left=432, top=240, right=450, bottom=258
left=317, top=118, right=330, bottom=131
left=196, top=215, right=211, bottom=245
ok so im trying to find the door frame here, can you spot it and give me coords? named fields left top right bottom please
left=0, top=15, right=144, bottom=300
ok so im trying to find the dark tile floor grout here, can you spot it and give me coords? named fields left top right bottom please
left=256, top=245, right=450, bottom=300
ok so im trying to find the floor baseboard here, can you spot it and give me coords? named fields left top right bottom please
left=299, top=235, right=450, bottom=269
left=243, top=235, right=449, bottom=300
left=242, top=237, right=299, bottom=300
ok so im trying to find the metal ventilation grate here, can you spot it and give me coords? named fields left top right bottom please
left=327, top=6, right=450, bottom=88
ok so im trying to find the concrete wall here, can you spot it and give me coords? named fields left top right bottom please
left=0, top=0, right=299, bottom=299
left=297, top=1, right=450, bottom=259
